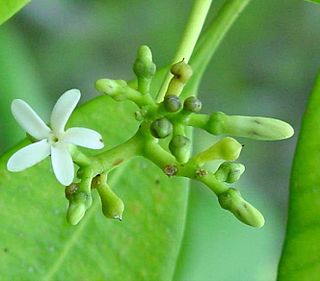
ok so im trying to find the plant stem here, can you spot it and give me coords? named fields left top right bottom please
left=156, top=0, right=212, bottom=102
left=92, top=133, right=143, bottom=174
left=188, top=0, right=251, bottom=92
left=142, top=139, right=229, bottom=195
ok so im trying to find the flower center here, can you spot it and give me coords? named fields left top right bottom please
left=48, top=133, right=61, bottom=145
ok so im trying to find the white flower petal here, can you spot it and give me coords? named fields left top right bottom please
left=51, top=144, right=74, bottom=185
left=11, top=99, right=51, bottom=139
left=63, top=127, right=104, bottom=149
left=50, top=89, right=81, bottom=134
left=7, top=140, right=50, bottom=172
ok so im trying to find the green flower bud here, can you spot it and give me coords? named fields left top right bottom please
left=97, top=184, right=124, bottom=220
left=169, top=135, right=191, bottom=163
left=193, top=137, right=242, bottom=165
left=165, top=61, right=193, bottom=97
left=218, top=188, right=265, bottom=228
left=66, top=190, right=92, bottom=225
left=67, top=202, right=86, bottom=226
left=215, top=162, right=245, bottom=183
left=133, top=45, right=156, bottom=79
left=95, top=79, right=128, bottom=101
left=184, top=96, right=202, bottom=113
left=150, top=118, right=173, bottom=138
left=164, top=95, right=182, bottom=112
left=206, top=112, right=294, bottom=141
left=170, top=61, right=193, bottom=83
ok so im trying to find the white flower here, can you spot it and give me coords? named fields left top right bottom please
left=7, top=89, right=104, bottom=185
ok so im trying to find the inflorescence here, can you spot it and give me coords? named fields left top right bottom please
left=7, top=45, right=294, bottom=227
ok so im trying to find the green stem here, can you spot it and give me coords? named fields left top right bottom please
left=92, top=132, right=144, bottom=174
left=188, top=0, right=251, bottom=92
left=142, top=139, right=228, bottom=195
left=156, top=0, right=212, bottom=102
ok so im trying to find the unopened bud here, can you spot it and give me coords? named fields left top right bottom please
left=215, top=162, right=245, bottom=183
left=67, top=202, right=86, bottom=225
left=193, top=137, right=242, bottom=165
left=133, top=45, right=156, bottom=79
left=95, top=79, right=128, bottom=101
left=170, top=61, right=193, bottom=83
left=164, top=95, right=182, bottom=112
left=66, top=190, right=91, bottom=225
left=150, top=118, right=173, bottom=138
left=207, top=112, right=294, bottom=141
left=165, top=61, right=193, bottom=97
left=97, top=184, right=124, bottom=220
left=218, top=188, right=265, bottom=228
left=169, top=135, right=191, bottom=163
left=183, top=96, right=202, bottom=113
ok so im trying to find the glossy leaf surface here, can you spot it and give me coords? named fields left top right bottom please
left=278, top=73, right=320, bottom=280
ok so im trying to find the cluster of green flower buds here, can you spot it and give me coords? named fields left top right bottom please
left=65, top=173, right=124, bottom=225
left=94, top=45, right=294, bottom=228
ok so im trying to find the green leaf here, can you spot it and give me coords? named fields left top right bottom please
left=305, top=0, right=320, bottom=4
left=0, top=95, right=188, bottom=280
left=278, top=73, right=320, bottom=280
left=0, top=0, right=30, bottom=26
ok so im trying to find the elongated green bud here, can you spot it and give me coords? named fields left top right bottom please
left=184, top=96, right=202, bottom=113
left=95, top=79, right=128, bottom=101
left=67, top=202, right=86, bottom=225
left=150, top=118, right=173, bottom=138
left=218, top=188, right=265, bottom=228
left=164, top=95, right=182, bottom=112
left=165, top=61, right=193, bottom=97
left=193, top=137, right=242, bottom=165
left=66, top=191, right=88, bottom=225
left=97, top=184, right=124, bottom=220
left=133, top=45, right=156, bottom=79
left=169, top=135, right=191, bottom=163
left=95, top=78, right=144, bottom=105
left=215, top=162, right=245, bottom=183
left=206, top=112, right=294, bottom=141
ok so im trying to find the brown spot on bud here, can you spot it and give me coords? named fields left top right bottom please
left=65, top=183, right=78, bottom=200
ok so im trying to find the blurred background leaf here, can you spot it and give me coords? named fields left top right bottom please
left=0, top=24, right=49, bottom=150
left=0, top=0, right=320, bottom=280
left=0, top=0, right=30, bottom=25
